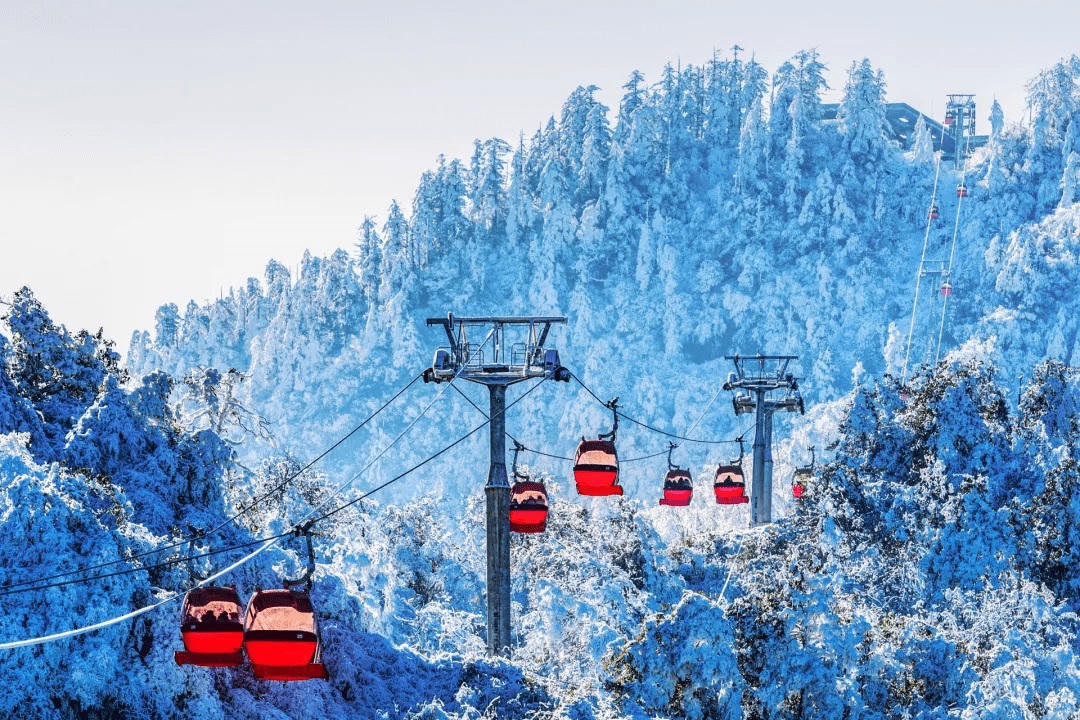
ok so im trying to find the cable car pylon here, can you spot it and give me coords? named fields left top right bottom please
left=422, top=313, right=570, bottom=658
left=722, top=355, right=804, bottom=526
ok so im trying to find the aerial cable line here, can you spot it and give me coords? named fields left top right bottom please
left=450, top=379, right=728, bottom=465
left=569, top=371, right=737, bottom=445
left=448, top=383, right=573, bottom=460
left=1, top=360, right=542, bottom=650
left=281, top=326, right=494, bottom=526
left=216, top=371, right=424, bottom=537
left=681, top=384, right=725, bottom=443
left=0, top=333, right=488, bottom=601
left=0, top=364, right=482, bottom=601
left=0, top=535, right=284, bottom=650
left=0, top=533, right=293, bottom=598
left=517, top=446, right=575, bottom=462
left=310, top=375, right=550, bottom=523
left=619, top=448, right=672, bottom=464
left=449, top=382, right=665, bottom=463
left=0, top=370, right=426, bottom=594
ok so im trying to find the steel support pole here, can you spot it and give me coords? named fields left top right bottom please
left=763, top=411, right=774, bottom=524
left=484, top=384, right=511, bottom=657
left=751, top=390, right=767, bottom=527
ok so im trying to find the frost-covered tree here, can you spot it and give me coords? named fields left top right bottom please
left=837, top=58, right=890, bottom=166
left=355, top=215, right=382, bottom=302
left=467, top=137, right=510, bottom=235
left=153, top=302, right=180, bottom=348
left=578, top=101, right=612, bottom=207
left=3, top=288, right=119, bottom=460
left=769, top=50, right=829, bottom=217
left=1062, top=150, right=1080, bottom=207
left=614, top=70, right=646, bottom=143
left=907, top=114, right=934, bottom=162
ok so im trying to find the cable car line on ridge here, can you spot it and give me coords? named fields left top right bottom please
left=0, top=370, right=427, bottom=595
left=936, top=131, right=974, bottom=364
left=901, top=151, right=944, bottom=385
left=903, top=107, right=976, bottom=383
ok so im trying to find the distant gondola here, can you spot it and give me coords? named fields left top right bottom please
left=714, top=437, right=749, bottom=505
left=791, top=446, right=816, bottom=500
left=658, top=443, right=693, bottom=506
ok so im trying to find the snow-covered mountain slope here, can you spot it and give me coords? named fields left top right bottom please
left=2, top=51, right=1080, bottom=719
left=126, top=54, right=1080, bottom=507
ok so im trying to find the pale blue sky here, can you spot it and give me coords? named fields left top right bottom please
left=1, top=0, right=1077, bottom=351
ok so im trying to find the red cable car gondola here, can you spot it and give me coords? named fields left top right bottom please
left=174, top=586, right=245, bottom=667
left=714, top=465, right=749, bottom=504
left=944, top=111, right=955, bottom=126
left=956, top=184, right=968, bottom=198
left=509, top=442, right=548, bottom=532
left=929, top=204, right=939, bottom=220
left=940, top=279, right=953, bottom=296
left=509, top=481, right=549, bottom=532
left=244, top=529, right=329, bottom=681
left=791, top=446, right=815, bottom=500
left=244, top=589, right=328, bottom=680
left=659, top=469, right=693, bottom=506
left=714, top=437, right=748, bottom=505
left=658, top=442, right=693, bottom=506
left=574, top=398, right=623, bottom=497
